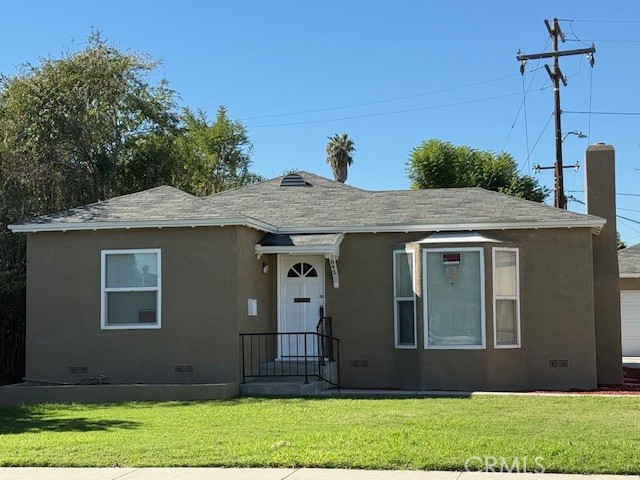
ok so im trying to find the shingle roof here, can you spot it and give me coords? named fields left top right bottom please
left=21, top=186, right=235, bottom=224
left=10, top=171, right=605, bottom=234
left=619, top=244, right=640, bottom=276
left=206, top=171, right=604, bottom=231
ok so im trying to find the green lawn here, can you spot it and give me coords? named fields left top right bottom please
left=0, top=396, right=639, bottom=473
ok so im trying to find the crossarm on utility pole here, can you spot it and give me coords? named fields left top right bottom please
left=516, top=46, right=595, bottom=62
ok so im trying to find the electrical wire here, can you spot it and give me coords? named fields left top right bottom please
left=565, top=111, right=640, bottom=116
left=558, top=19, right=640, bottom=24
left=240, top=73, right=520, bottom=121
left=567, top=38, right=640, bottom=44
left=521, top=75, right=530, bottom=172
left=503, top=39, right=551, bottom=149
left=246, top=91, right=526, bottom=128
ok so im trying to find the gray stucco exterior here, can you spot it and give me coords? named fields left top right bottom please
left=14, top=151, right=623, bottom=393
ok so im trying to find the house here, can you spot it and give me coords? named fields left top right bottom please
left=7, top=144, right=623, bottom=397
left=619, top=244, right=640, bottom=356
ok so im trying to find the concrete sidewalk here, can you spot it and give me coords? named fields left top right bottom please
left=0, top=468, right=638, bottom=480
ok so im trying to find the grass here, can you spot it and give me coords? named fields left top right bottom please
left=0, top=396, right=639, bottom=473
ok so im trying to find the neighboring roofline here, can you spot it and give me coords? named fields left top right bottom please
left=8, top=217, right=606, bottom=235
left=8, top=218, right=278, bottom=234
left=620, top=273, right=640, bottom=278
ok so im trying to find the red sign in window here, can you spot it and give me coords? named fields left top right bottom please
left=442, top=253, right=461, bottom=265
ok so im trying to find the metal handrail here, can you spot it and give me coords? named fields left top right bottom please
left=240, top=331, right=340, bottom=387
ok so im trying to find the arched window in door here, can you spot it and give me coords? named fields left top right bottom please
left=287, top=262, right=318, bottom=278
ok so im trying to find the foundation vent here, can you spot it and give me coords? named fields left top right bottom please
left=548, top=359, right=569, bottom=368
left=69, top=366, right=88, bottom=375
left=351, top=360, right=369, bottom=368
left=175, top=365, right=194, bottom=373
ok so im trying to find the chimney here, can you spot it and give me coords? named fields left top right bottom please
left=585, top=143, right=623, bottom=385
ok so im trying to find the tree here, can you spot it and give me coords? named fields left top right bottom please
left=618, top=233, right=627, bottom=250
left=325, top=133, right=355, bottom=183
left=406, top=139, right=549, bottom=202
left=175, top=107, right=262, bottom=196
left=0, top=32, right=179, bottom=223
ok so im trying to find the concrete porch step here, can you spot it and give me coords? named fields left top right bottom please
left=257, top=360, right=321, bottom=376
left=240, top=376, right=329, bottom=396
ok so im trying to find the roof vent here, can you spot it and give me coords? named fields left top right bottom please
left=280, top=173, right=310, bottom=187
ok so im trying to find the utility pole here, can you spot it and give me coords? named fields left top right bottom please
left=516, top=18, right=595, bottom=209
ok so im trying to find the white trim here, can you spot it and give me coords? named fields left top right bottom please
left=276, top=220, right=605, bottom=235
left=621, top=273, right=640, bottom=278
left=393, top=249, right=417, bottom=349
left=492, top=247, right=522, bottom=349
left=101, top=248, right=162, bottom=330
left=10, top=218, right=605, bottom=235
left=9, top=218, right=276, bottom=234
left=423, top=247, right=486, bottom=350
left=415, top=231, right=503, bottom=244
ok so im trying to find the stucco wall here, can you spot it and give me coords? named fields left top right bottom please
left=326, top=228, right=598, bottom=391
left=25, top=227, right=242, bottom=385
left=236, top=228, right=275, bottom=378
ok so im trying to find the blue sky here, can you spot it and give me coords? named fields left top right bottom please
left=1, top=1, right=640, bottom=243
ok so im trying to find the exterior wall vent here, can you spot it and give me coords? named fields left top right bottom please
left=548, top=359, right=569, bottom=368
left=280, top=173, right=310, bottom=187
left=351, top=360, right=369, bottom=368
left=175, top=364, right=194, bottom=373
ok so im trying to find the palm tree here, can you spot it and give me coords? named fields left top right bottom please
left=325, top=133, right=355, bottom=183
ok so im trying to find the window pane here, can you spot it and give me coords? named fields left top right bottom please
left=426, top=251, right=482, bottom=346
left=106, top=291, right=157, bottom=325
left=395, top=253, right=413, bottom=298
left=397, top=300, right=415, bottom=345
left=494, top=250, right=516, bottom=296
left=496, top=299, right=517, bottom=345
left=106, top=253, right=158, bottom=288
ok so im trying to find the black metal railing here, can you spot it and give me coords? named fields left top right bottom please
left=316, top=316, right=334, bottom=361
left=240, top=331, right=340, bottom=387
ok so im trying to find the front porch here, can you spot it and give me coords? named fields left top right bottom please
left=240, top=320, right=340, bottom=396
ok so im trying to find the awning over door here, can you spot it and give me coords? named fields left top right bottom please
left=255, top=233, right=343, bottom=288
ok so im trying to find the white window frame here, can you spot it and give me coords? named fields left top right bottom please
left=101, top=248, right=162, bottom=330
left=393, top=249, right=417, bottom=349
left=423, top=247, right=486, bottom=350
left=492, top=247, right=521, bottom=349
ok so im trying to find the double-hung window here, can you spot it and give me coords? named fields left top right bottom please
left=424, top=247, right=485, bottom=349
left=101, top=249, right=161, bottom=329
left=493, top=247, right=520, bottom=348
left=393, top=250, right=416, bottom=348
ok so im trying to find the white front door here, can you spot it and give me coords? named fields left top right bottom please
left=621, top=290, right=640, bottom=356
left=279, top=255, right=325, bottom=358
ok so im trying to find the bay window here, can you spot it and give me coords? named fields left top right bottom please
left=423, top=248, right=485, bottom=349
left=493, top=247, right=521, bottom=348
left=394, top=250, right=416, bottom=348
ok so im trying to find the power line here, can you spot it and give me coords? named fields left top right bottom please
left=503, top=40, right=551, bottom=150
left=565, top=110, right=640, bottom=116
left=568, top=190, right=640, bottom=197
left=618, top=215, right=640, bottom=227
left=246, top=91, right=525, bottom=128
left=567, top=38, right=640, bottom=44
left=240, top=73, right=520, bottom=121
left=558, top=19, right=640, bottom=24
